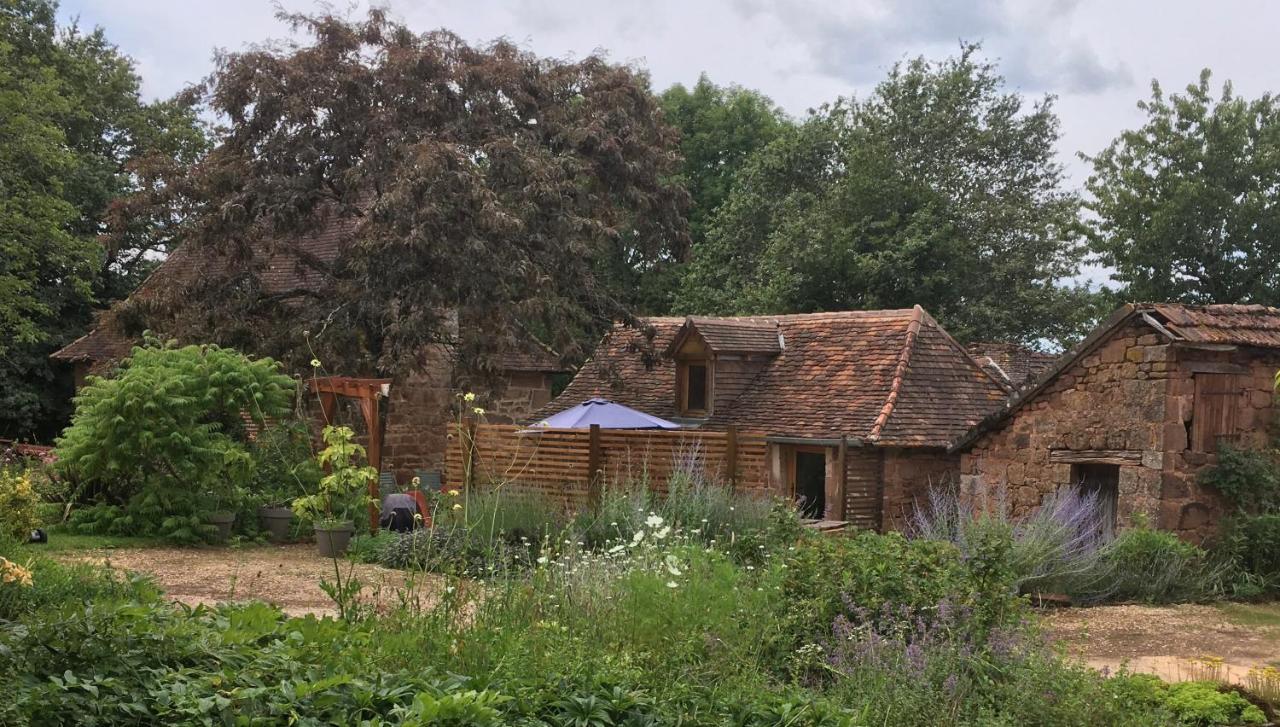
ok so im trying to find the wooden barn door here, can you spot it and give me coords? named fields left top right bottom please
left=1191, top=374, right=1242, bottom=453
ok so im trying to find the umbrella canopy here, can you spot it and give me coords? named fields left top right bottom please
left=532, top=398, right=681, bottom=430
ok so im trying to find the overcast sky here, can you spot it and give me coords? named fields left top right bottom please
left=60, top=0, right=1278, bottom=189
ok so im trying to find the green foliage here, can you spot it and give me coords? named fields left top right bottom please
left=650, top=75, right=789, bottom=312
left=1200, top=445, right=1280, bottom=515
left=292, top=425, right=376, bottom=527
left=1160, top=681, right=1267, bottom=726
left=1217, top=515, right=1280, bottom=597
left=1093, top=524, right=1223, bottom=604
left=1085, top=69, right=1280, bottom=306
left=248, top=421, right=321, bottom=508
left=677, top=44, right=1096, bottom=347
left=773, top=531, right=988, bottom=655
left=54, top=339, right=295, bottom=541
left=0, top=0, right=208, bottom=441
left=0, top=467, right=41, bottom=541
left=0, top=540, right=159, bottom=621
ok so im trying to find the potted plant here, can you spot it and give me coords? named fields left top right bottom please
left=292, top=425, right=376, bottom=557
left=250, top=422, right=321, bottom=543
left=258, top=498, right=295, bottom=543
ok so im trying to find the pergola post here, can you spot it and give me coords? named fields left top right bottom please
left=307, top=377, right=392, bottom=536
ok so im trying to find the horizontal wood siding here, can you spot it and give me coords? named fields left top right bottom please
left=446, top=424, right=770, bottom=508
left=844, top=448, right=884, bottom=531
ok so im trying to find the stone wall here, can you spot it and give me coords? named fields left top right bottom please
left=1155, top=346, right=1280, bottom=539
left=380, top=358, right=556, bottom=485
left=961, top=320, right=1280, bottom=542
left=881, top=448, right=960, bottom=532
left=961, top=322, right=1169, bottom=527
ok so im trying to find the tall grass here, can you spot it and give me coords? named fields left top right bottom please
left=907, top=484, right=1112, bottom=597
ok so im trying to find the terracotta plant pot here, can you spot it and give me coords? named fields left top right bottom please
left=258, top=506, right=294, bottom=543
left=314, top=522, right=355, bottom=558
left=207, top=511, right=236, bottom=543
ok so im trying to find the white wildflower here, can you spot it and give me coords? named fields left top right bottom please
left=645, top=513, right=664, bottom=528
left=666, top=581, right=679, bottom=589
left=654, top=525, right=671, bottom=540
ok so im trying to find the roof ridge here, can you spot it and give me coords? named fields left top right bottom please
left=868, top=304, right=924, bottom=441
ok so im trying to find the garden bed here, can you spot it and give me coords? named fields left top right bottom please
left=56, top=543, right=439, bottom=616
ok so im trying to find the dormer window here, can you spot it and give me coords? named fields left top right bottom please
left=682, top=361, right=710, bottom=415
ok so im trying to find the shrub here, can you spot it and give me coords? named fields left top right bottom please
left=1199, top=445, right=1280, bottom=515
left=1216, top=514, right=1280, bottom=597
left=55, top=338, right=295, bottom=541
left=771, top=530, right=1011, bottom=664
left=907, top=485, right=1112, bottom=597
left=1086, top=523, right=1224, bottom=604
left=0, top=467, right=41, bottom=541
left=0, top=541, right=159, bottom=621
left=1161, top=681, right=1267, bottom=726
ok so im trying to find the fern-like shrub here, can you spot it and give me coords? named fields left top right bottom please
left=54, top=337, right=296, bottom=542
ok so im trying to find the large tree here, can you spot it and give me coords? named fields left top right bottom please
left=618, top=75, right=789, bottom=314
left=677, top=46, right=1096, bottom=347
left=118, top=10, right=688, bottom=381
left=0, top=0, right=206, bottom=441
left=1085, top=70, right=1280, bottom=305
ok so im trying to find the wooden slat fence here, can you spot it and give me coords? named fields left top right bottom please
left=445, top=424, right=771, bottom=508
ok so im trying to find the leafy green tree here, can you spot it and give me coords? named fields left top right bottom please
left=678, top=47, right=1096, bottom=346
left=1084, top=70, right=1280, bottom=305
left=649, top=77, right=789, bottom=306
left=119, top=10, right=687, bottom=376
left=0, top=0, right=207, bottom=441
left=55, top=339, right=295, bottom=541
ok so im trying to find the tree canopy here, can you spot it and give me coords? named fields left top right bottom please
left=120, top=10, right=688, bottom=379
left=676, top=47, right=1097, bottom=347
left=1084, top=70, right=1280, bottom=305
left=0, top=0, right=206, bottom=440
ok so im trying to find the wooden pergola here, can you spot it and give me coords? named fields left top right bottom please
left=308, top=376, right=393, bottom=534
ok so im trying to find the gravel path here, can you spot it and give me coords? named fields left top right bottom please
left=1046, top=603, right=1280, bottom=683
left=61, top=544, right=439, bottom=617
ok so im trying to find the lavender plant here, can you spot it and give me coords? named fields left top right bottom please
left=907, top=484, right=1113, bottom=597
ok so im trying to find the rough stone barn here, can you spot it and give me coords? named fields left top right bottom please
left=51, top=215, right=565, bottom=483
left=533, top=307, right=1013, bottom=530
left=955, top=303, right=1280, bottom=542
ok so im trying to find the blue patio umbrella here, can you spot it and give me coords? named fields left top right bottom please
left=532, top=398, right=680, bottom=430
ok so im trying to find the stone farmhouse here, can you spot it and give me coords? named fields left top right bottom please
left=955, top=303, right=1280, bottom=542
left=532, top=307, right=1013, bottom=531
left=51, top=216, right=565, bottom=483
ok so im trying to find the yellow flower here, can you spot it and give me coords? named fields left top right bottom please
left=0, top=557, right=33, bottom=588
left=452, top=503, right=463, bottom=511
left=411, top=476, right=421, bottom=486
left=472, top=407, right=485, bottom=416
left=448, top=489, right=460, bottom=497
left=463, top=392, right=477, bottom=403
left=310, top=358, right=322, bottom=368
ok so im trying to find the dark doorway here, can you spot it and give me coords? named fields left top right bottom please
left=795, top=451, right=826, bottom=519
left=1072, top=463, right=1120, bottom=538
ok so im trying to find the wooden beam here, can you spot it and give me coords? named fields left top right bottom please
left=587, top=423, right=602, bottom=507
left=364, top=393, right=381, bottom=535
left=1185, top=361, right=1250, bottom=375
left=835, top=436, right=848, bottom=521
left=725, top=425, right=738, bottom=492
left=1048, top=449, right=1142, bottom=466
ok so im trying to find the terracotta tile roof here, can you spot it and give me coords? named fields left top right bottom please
left=534, top=307, right=1008, bottom=447
left=1149, top=303, right=1280, bottom=347
left=966, top=342, right=1058, bottom=389
left=51, top=214, right=563, bottom=373
left=952, top=302, right=1280, bottom=452
left=671, top=317, right=782, bottom=355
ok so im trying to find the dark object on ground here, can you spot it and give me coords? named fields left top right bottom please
left=315, top=523, right=355, bottom=557
left=28, top=528, right=47, bottom=544
left=379, top=493, right=419, bottom=533
left=258, top=507, right=294, bottom=543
